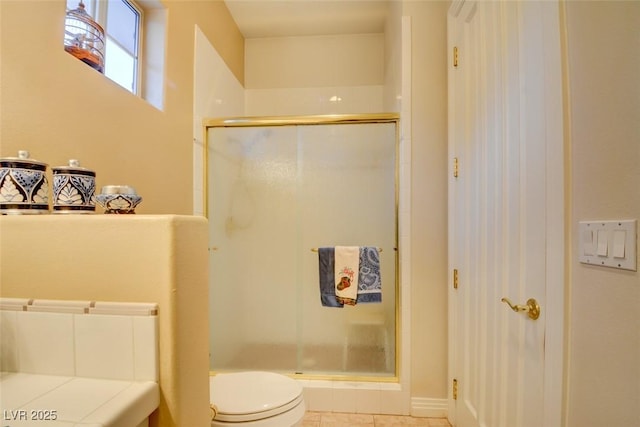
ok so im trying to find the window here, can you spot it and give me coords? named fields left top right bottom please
left=66, top=0, right=142, bottom=94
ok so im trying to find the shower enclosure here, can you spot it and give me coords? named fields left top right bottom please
left=205, top=114, right=398, bottom=379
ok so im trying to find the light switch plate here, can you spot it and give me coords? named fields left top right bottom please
left=579, top=220, right=637, bottom=271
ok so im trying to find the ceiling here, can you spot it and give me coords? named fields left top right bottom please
left=224, top=0, right=390, bottom=38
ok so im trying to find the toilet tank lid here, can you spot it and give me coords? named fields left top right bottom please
left=210, top=371, right=302, bottom=415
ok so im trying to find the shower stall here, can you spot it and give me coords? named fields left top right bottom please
left=205, top=114, right=398, bottom=379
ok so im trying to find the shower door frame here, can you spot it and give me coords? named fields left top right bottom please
left=203, top=113, right=401, bottom=382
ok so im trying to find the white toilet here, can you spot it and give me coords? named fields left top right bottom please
left=210, top=371, right=306, bottom=426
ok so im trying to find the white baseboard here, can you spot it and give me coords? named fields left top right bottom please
left=410, top=397, right=448, bottom=418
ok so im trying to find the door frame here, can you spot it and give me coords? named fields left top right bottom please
left=446, top=1, right=566, bottom=425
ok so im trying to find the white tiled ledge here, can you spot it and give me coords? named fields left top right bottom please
left=0, top=298, right=158, bottom=316
left=0, top=298, right=159, bottom=382
left=0, top=299, right=160, bottom=426
left=0, top=372, right=158, bottom=427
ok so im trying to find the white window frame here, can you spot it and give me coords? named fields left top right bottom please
left=69, top=0, right=143, bottom=95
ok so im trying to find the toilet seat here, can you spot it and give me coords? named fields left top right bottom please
left=210, top=371, right=304, bottom=423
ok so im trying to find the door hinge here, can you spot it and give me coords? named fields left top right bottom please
left=453, top=378, right=458, bottom=400
left=453, top=46, right=459, bottom=68
left=453, top=157, right=459, bottom=178
left=453, top=269, right=459, bottom=289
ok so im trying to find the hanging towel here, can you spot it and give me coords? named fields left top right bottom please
left=357, top=247, right=382, bottom=303
left=335, top=246, right=360, bottom=306
left=318, top=247, right=343, bottom=308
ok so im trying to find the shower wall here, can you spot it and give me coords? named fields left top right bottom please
left=208, top=120, right=397, bottom=377
left=244, top=33, right=385, bottom=116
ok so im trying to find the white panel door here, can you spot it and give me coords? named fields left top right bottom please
left=447, top=1, right=565, bottom=427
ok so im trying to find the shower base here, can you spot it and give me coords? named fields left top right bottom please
left=218, top=343, right=393, bottom=377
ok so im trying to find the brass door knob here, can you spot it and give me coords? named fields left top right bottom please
left=501, top=297, right=541, bottom=320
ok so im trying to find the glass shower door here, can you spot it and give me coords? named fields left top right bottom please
left=208, top=125, right=300, bottom=372
left=208, top=119, right=397, bottom=378
left=297, top=123, right=396, bottom=376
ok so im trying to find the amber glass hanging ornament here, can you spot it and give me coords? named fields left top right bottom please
left=64, top=1, right=105, bottom=73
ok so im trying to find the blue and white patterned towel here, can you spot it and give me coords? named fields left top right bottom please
left=357, top=247, right=382, bottom=303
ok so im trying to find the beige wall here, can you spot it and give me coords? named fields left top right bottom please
left=245, top=33, right=384, bottom=89
left=0, top=0, right=243, bottom=215
left=564, top=1, right=640, bottom=426
left=244, top=33, right=385, bottom=116
left=403, top=0, right=449, bottom=401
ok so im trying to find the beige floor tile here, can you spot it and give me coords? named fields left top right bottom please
left=320, top=423, right=375, bottom=427
left=302, top=411, right=322, bottom=426
left=319, top=412, right=375, bottom=426
left=305, top=412, right=451, bottom=427
left=304, top=412, right=323, bottom=422
left=373, top=414, right=431, bottom=426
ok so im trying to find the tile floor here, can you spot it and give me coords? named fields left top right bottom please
left=302, top=412, right=452, bottom=426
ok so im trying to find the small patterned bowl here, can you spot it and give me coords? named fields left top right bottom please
left=95, top=185, right=142, bottom=214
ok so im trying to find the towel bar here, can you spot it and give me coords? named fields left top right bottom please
left=311, top=247, right=383, bottom=252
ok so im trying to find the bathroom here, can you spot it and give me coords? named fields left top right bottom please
left=0, top=0, right=448, bottom=423
left=0, top=1, right=638, bottom=427
left=195, top=1, right=448, bottom=419
left=192, top=0, right=447, bottom=418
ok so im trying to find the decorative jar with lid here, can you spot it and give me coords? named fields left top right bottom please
left=0, top=151, right=49, bottom=214
left=52, top=159, right=96, bottom=213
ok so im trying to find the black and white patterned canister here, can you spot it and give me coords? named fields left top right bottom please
left=52, top=159, right=96, bottom=213
left=0, top=150, right=49, bottom=214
